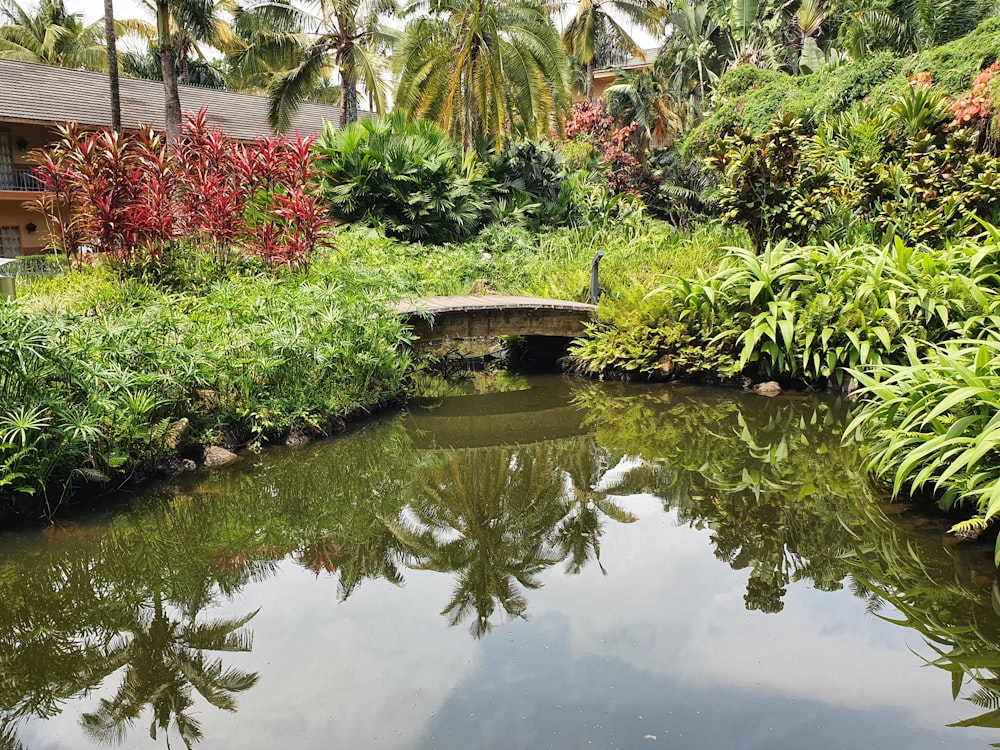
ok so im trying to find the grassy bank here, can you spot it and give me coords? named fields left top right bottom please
left=3, top=261, right=412, bottom=521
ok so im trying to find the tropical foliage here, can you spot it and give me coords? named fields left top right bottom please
left=237, top=0, right=398, bottom=130
left=313, top=111, right=490, bottom=243
left=0, top=258, right=413, bottom=519
left=0, top=0, right=105, bottom=68
left=394, top=0, right=569, bottom=148
left=28, top=111, right=328, bottom=269
left=560, top=0, right=663, bottom=101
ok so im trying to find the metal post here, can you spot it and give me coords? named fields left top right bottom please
left=589, top=250, right=604, bottom=305
left=0, top=258, right=16, bottom=301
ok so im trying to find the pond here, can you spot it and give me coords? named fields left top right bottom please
left=2, top=376, right=1000, bottom=749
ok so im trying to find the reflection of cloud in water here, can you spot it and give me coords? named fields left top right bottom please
left=210, top=560, right=482, bottom=750
left=532, top=493, right=992, bottom=742
left=594, top=455, right=646, bottom=493
left=12, top=489, right=997, bottom=749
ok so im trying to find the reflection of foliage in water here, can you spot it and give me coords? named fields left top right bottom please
left=0, top=417, right=421, bottom=748
left=386, top=436, right=638, bottom=636
left=844, top=511, right=1000, bottom=737
left=571, top=383, right=879, bottom=612
left=5, top=382, right=1000, bottom=743
left=573, top=381, right=1000, bottom=735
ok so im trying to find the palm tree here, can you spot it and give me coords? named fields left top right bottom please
left=657, top=0, right=723, bottom=116
left=605, top=65, right=681, bottom=154
left=560, top=0, right=665, bottom=101
left=0, top=0, right=106, bottom=68
left=138, top=0, right=237, bottom=138
left=104, top=0, right=122, bottom=132
left=119, top=44, right=227, bottom=87
left=236, top=0, right=398, bottom=132
left=395, top=0, right=570, bottom=149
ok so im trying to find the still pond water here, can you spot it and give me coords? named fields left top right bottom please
left=3, top=376, right=1000, bottom=750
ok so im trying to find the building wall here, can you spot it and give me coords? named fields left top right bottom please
left=0, top=122, right=59, bottom=256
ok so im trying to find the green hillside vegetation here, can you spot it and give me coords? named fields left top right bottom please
left=684, top=16, right=1000, bottom=161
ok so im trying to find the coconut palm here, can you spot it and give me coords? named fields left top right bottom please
left=236, top=0, right=398, bottom=131
left=119, top=44, right=226, bottom=87
left=560, top=0, right=665, bottom=101
left=656, top=0, right=724, bottom=118
left=605, top=65, right=682, bottom=154
left=138, top=0, right=238, bottom=138
left=103, top=0, right=121, bottom=132
left=0, top=0, right=106, bottom=68
left=394, top=0, right=570, bottom=148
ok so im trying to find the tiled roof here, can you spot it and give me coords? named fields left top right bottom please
left=0, top=59, right=343, bottom=139
left=595, top=47, right=660, bottom=74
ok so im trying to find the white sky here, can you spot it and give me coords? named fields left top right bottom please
left=69, top=0, right=151, bottom=24
left=68, top=0, right=661, bottom=49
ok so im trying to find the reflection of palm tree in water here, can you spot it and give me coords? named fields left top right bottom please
left=389, top=445, right=569, bottom=637
left=389, top=438, right=639, bottom=637
left=553, top=438, right=638, bottom=575
left=80, top=594, right=258, bottom=749
left=1, top=719, right=25, bottom=750
left=295, top=526, right=406, bottom=601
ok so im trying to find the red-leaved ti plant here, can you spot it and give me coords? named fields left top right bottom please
left=26, top=109, right=332, bottom=272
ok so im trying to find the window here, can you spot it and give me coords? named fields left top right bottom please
left=0, top=226, right=20, bottom=258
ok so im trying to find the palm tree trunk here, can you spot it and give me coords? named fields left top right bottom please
left=179, top=38, right=190, bottom=85
left=341, top=63, right=358, bottom=124
left=585, top=59, right=596, bottom=102
left=156, top=0, right=182, bottom=140
left=103, top=0, right=121, bottom=133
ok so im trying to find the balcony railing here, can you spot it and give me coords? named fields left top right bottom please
left=0, top=166, right=44, bottom=192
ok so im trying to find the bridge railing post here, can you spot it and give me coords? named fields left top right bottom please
left=589, top=250, right=604, bottom=305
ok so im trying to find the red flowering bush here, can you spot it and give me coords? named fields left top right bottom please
left=952, top=61, right=1000, bottom=126
left=28, top=110, right=330, bottom=271
left=563, top=100, right=645, bottom=195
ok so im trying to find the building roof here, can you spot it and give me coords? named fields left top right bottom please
left=594, top=48, right=660, bottom=75
left=0, top=58, right=343, bottom=139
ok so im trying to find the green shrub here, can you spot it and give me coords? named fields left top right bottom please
left=683, top=53, right=903, bottom=161
left=910, top=16, right=1000, bottom=95
left=314, top=111, right=490, bottom=244
left=706, top=84, right=1000, bottom=248
left=574, top=232, right=998, bottom=383
left=4, top=266, right=414, bottom=518
left=848, top=335, right=1000, bottom=564
left=484, top=139, right=575, bottom=228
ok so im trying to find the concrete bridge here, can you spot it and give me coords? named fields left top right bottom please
left=394, top=295, right=597, bottom=344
